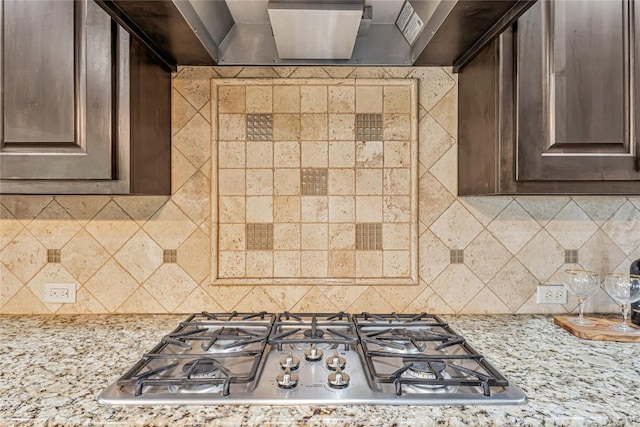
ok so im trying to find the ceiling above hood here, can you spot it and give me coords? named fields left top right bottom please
left=95, top=0, right=536, bottom=72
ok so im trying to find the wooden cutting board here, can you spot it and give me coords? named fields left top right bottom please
left=554, top=316, right=640, bottom=343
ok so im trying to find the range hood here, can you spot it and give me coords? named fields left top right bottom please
left=96, top=0, right=535, bottom=72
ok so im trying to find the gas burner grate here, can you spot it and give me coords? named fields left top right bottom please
left=269, top=312, right=358, bottom=350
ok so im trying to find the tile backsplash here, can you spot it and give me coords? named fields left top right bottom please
left=1, top=66, right=639, bottom=315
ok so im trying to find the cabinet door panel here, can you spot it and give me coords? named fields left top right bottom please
left=517, top=0, right=639, bottom=181
left=0, top=0, right=113, bottom=180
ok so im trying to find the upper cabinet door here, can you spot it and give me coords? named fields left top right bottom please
left=517, top=0, right=639, bottom=181
left=0, top=0, right=114, bottom=180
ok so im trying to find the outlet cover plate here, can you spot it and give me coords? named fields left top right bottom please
left=536, top=284, right=567, bottom=304
left=43, top=283, right=76, bottom=303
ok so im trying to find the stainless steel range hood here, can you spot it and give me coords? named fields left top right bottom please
left=96, top=0, right=536, bottom=72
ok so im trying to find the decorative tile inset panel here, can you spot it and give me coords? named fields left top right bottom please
left=564, top=249, right=579, bottom=264
left=301, top=169, right=328, bottom=196
left=246, top=114, right=273, bottom=141
left=47, top=249, right=61, bottom=263
left=356, top=223, right=382, bottom=250
left=246, top=223, right=274, bottom=250
left=450, top=249, right=464, bottom=264
left=212, top=78, right=418, bottom=285
left=356, top=114, right=383, bottom=141
left=163, top=249, right=178, bottom=263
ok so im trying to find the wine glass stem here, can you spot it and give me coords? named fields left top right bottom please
left=577, top=297, right=585, bottom=320
left=621, top=303, right=628, bottom=329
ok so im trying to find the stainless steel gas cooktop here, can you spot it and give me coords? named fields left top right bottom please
left=99, top=312, right=527, bottom=405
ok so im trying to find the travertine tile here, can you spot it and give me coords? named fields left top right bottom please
left=383, top=224, right=410, bottom=250
left=429, top=85, right=457, bottom=138
left=218, top=224, right=245, bottom=251
left=317, top=285, right=366, bottom=310
left=383, top=86, right=412, bottom=113
left=573, top=196, right=626, bottom=226
left=487, top=201, right=541, bottom=254
left=429, top=145, right=457, bottom=195
left=329, top=250, right=355, bottom=277
left=601, top=201, right=640, bottom=255
left=245, top=86, right=273, bottom=113
left=61, top=230, right=110, bottom=283
left=84, top=201, right=139, bottom=255
left=143, top=264, right=198, bottom=312
left=172, top=171, right=210, bottom=225
left=300, top=251, right=329, bottom=277
left=300, top=114, right=328, bottom=141
left=431, top=201, right=483, bottom=249
left=328, top=86, right=355, bottom=113
left=273, top=196, right=301, bottom=222
left=274, top=141, right=301, bottom=168
left=383, top=250, right=410, bottom=277
left=355, top=196, right=383, bottom=222
left=356, top=86, right=383, bottom=113
left=329, top=141, right=355, bottom=168
left=246, top=251, right=273, bottom=277
left=516, top=230, right=564, bottom=282
left=172, top=90, right=196, bottom=134
left=1, top=287, right=51, bottom=314
left=246, top=141, right=273, bottom=168
left=56, top=287, right=107, bottom=314
left=301, top=141, right=328, bottom=167
left=218, top=251, right=246, bottom=277
left=516, top=196, right=570, bottom=226
left=177, top=228, right=210, bottom=283
left=218, top=114, right=246, bottom=141
left=301, top=168, right=329, bottom=197
left=173, top=113, right=212, bottom=168
left=233, top=286, right=283, bottom=312
left=0, top=263, right=22, bottom=308
left=328, top=114, right=355, bottom=140
left=418, top=114, right=454, bottom=170
left=383, top=113, right=411, bottom=140
left=218, top=169, right=245, bottom=196
left=356, top=169, right=383, bottom=195
left=289, top=67, right=331, bottom=78
left=487, top=258, right=539, bottom=312
left=246, top=169, right=273, bottom=195
left=328, top=169, right=355, bottom=195
left=355, top=251, right=383, bottom=277
left=174, top=286, right=224, bottom=313
left=464, top=230, right=511, bottom=283
left=273, top=85, right=300, bottom=113
left=219, top=141, right=246, bottom=168
left=328, top=196, right=355, bottom=223
left=431, top=264, right=483, bottom=312
left=356, top=141, right=383, bottom=167
left=84, top=260, right=138, bottom=312
left=329, top=223, right=355, bottom=250
left=301, top=197, right=328, bottom=222
left=218, top=86, right=245, bottom=113
left=55, top=196, right=110, bottom=226
left=0, top=204, right=23, bottom=250
left=116, top=287, right=167, bottom=313
left=383, top=141, right=410, bottom=167
left=172, top=149, right=197, bottom=191
left=143, top=201, right=197, bottom=249
left=578, top=231, right=626, bottom=278
left=274, top=170, right=301, bottom=195
left=301, top=86, right=327, bottom=113
left=384, top=196, right=411, bottom=223
left=273, top=114, right=301, bottom=140
left=174, top=78, right=210, bottom=111
left=237, top=67, right=279, bottom=78
left=27, top=201, right=80, bottom=249
left=383, top=168, right=410, bottom=195
left=114, top=196, right=170, bottom=226
left=219, top=197, right=245, bottom=223
left=408, top=67, right=455, bottom=111
left=264, top=285, right=311, bottom=310
left=301, top=223, right=328, bottom=250
left=418, top=230, right=451, bottom=283
left=246, top=196, right=273, bottom=222
left=0, top=195, right=52, bottom=226
left=274, top=224, right=300, bottom=250
left=274, top=251, right=300, bottom=277
left=461, top=287, right=511, bottom=314
left=545, top=201, right=598, bottom=249
left=26, top=263, right=76, bottom=312
left=346, top=287, right=393, bottom=312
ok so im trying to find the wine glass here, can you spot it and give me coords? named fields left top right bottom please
left=603, top=273, right=640, bottom=334
left=564, top=270, right=600, bottom=326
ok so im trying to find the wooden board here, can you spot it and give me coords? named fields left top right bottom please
left=554, top=316, right=640, bottom=343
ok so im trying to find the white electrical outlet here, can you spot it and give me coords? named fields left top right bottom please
left=43, top=283, right=76, bottom=303
left=536, top=284, right=567, bottom=304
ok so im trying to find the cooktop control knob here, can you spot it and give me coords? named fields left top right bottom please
left=304, top=343, right=324, bottom=361
left=325, top=351, right=346, bottom=371
left=279, top=352, right=300, bottom=370
left=276, top=367, right=298, bottom=389
left=327, top=367, right=350, bottom=389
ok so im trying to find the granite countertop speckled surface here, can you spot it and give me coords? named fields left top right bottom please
left=1, top=314, right=638, bottom=426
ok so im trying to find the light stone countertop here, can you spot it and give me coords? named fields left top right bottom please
left=1, top=314, right=638, bottom=426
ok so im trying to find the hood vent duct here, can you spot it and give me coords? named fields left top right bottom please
left=96, top=0, right=536, bottom=72
left=267, top=1, right=364, bottom=60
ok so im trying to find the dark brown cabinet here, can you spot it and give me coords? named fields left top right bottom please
left=0, top=0, right=171, bottom=195
left=459, top=0, right=640, bottom=195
